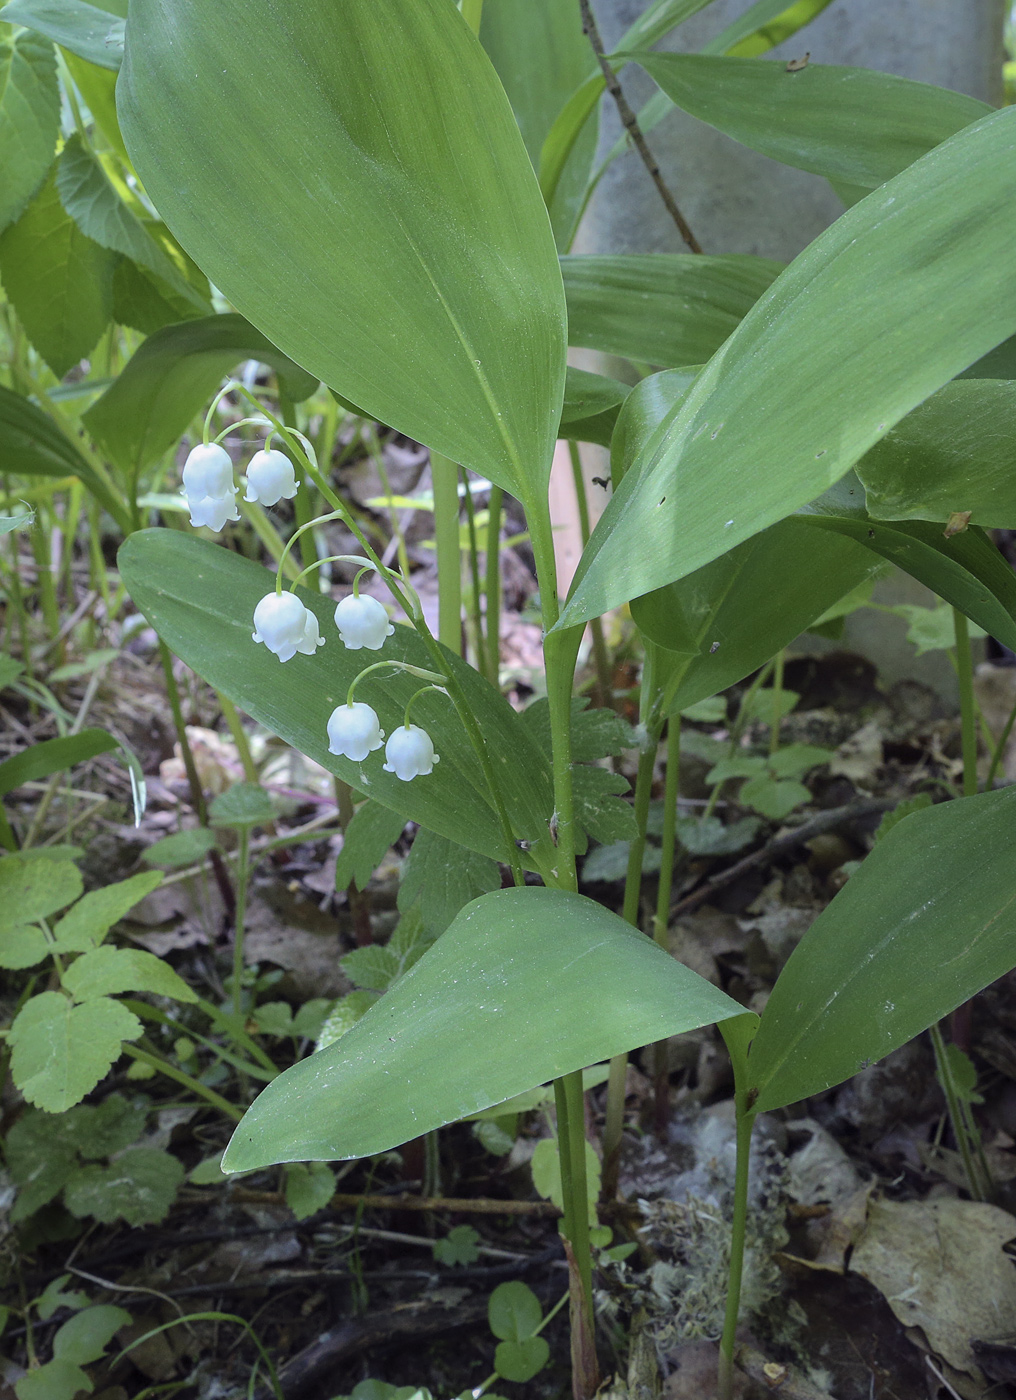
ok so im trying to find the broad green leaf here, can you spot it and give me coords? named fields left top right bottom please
left=0, top=509, right=34, bottom=534
left=633, top=517, right=878, bottom=714
left=51, top=869, right=162, bottom=952
left=118, top=531, right=556, bottom=870
left=397, top=828, right=502, bottom=935
left=56, top=135, right=208, bottom=309
left=221, top=886, right=747, bottom=1169
left=339, top=945, right=401, bottom=994
left=0, top=31, right=59, bottom=233
left=0, top=0, right=124, bottom=68
left=563, top=254, right=782, bottom=368
left=495, top=1337, right=551, bottom=1383
left=0, top=168, right=115, bottom=376
left=118, top=0, right=566, bottom=505
left=62, top=945, right=197, bottom=1002
left=0, top=727, right=118, bottom=797
left=6, top=1097, right=145, bottom=1214
left=62, top=48, right=128, bottom=162
left=35, top=1276, right=89, bottom=1320
left=531, top=1134, right=600, bottom=1225
left=798, top=514, right=1016, bottom=653
left=609, top=366, right=700, bottom=490
left=142, top=826, right=217, bottom=869
left=708, top=0, right=836, bottom=56
left=334, top=801, right=405, bottom=892
left=632, top=54, right=991, bottom=190
left=0, top=925, right=50, bottom=969
left=559, top=366, right=630, bottom=448
left=857, top=380, right=1016, bottom=528
left=480, top=0, right=597, bottom=249
left=284, top=1160, right=335, bottom=1221
left=208, top=781, right=273, bottom=830
left=15, top=1359, right=92, bottom=1400
left=888, top=602, right=985, bottom=657
left=559, top=110, right=1016, bottom=628
left=9, top=991, right=142, bottom=1111
left=0, top=854, right=82, bottom=930
left=489, top=1278, right=544, bottom=1341
left=0, top=384, right=129, bottom=528
left=63, top=1146, right=184, bottom=1224
left=739, top=775, right=809, bottom=820
left=748, top=785, right=1016, bottom=1113
left=111, top=252, right=206, bottom=336
left=53, top=1305, right=131, bottom=1364
left=82, top=313, right=317, bottom=478
left=433, top=1222, right=481, bottom=1265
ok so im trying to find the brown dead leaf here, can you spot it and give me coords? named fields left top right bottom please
left=828, top=720, right=883, bottom=786
left=848, top=1196, right=1016, bottom=1373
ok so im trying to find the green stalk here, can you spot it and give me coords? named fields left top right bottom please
left=485, top=485, right=503, bottom=684
left=431, top=452, right=462, bottom=655
left=568, top=441, right=612, bottom=709
left=652, top=718, right=680, bottom=1131
left=718, top=1105, right=755, bottom=1400
left=159, top=640, right=209, bottom=826
left=930, top=1022, right=988, bottom=1202
left=984, top=686, right=1016, bottom=791
left=232, top=826, right=250, bottom=1019
left=121, top=1044, right=243, bottom=1121
left=462, top=466, right=488, bottom=679
left=217, top=692, right=259, bottom=785
left=953, top=608, right=978, bottom=797
left=768, top=649, right=784, bottom=756
left=562, top=1068, right=594, bottom=1315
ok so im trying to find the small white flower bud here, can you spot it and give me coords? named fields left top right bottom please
left=243, top=449, right=299, bottom=506
left=182, top=442, right=239, bottom=532
left=383, top=724, right=439, bottom=781
left=334, top=593, right=395, bottom=651
left=252, top=592, right=325, bottom=662
left=326, top=702, right=385, bottom=761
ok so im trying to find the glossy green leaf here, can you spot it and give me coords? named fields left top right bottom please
left=0, top=168, right=115, bottom=376
left=856, top=381, right=1016, bottom=528
left=748, top=785, right=1016, bottom=1112
left=480, top=0, right=597, bottom=249
left=56, top=135, right=208, bottom=310
left=0, top=0, right=124, bottom=69
left=117, top=531, right=555, bottom=870
left=222, top=886, right=747, bottom=1168
left=82, top=314, right=317, bottom=478
left=118, top=0, right=566, bottom=505
left=0, top=31, right=59, bottom=233
left=560, top=110, right=1016, bottom=628
left=0, top=727, right=118, bottom=798
left=563, top=254, right=782, bottom=368
left=609, top=366, right=699, bottom=490
left=632, top=53, right=990, bottom=189
left=0, top=384, right=129, bottom=527
left=635, top=518, right=879, bottom=715
left=560, top=366, right=630, bottom=448
left=798, top=512, right=1016, bottom=653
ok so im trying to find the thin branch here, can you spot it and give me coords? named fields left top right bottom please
left=578, top=0, right=703, bottom=254
left=232, top=1187, right=562, bottom=1217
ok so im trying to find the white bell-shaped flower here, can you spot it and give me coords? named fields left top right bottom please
left=252, top=591, right=325, bottom=662
left=244, top=449, right=299, bottom=506
left=334, top=593, right=394, bottom=651
left=182, top=442, right=239, bottom=532
left=326, top=702, right=385, bottom=762
left=383, top=724, right=439, bottom=781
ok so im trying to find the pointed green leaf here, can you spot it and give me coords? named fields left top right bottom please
left=397, top=829, right=501, bottom=936
left=117, top=0, right=566, bottom=503
left=208, top=782, right=273, bottom=831
left=559, top=111, right=1016, bottom=628
left=117, top=531, right=555, bottom=869
left=633, top=54, right=989, bottom=189
left=0, top=0, right=124, bottom=68
left=51, top=870, right=163, bottom=953
left=334, top=801, right=405, bottom=893
left=559, top=366, right=630, bottom=448
left=748, top=785, right=1016, bottom=1113
left=62, top=945, right=197, bottom=1003
left=0, top=168, right=115, bottom=376
left=9, top=991, right=142, bottom=1112
left=221, top=886, right=747, bottom=1169
left=61, top=48, right=128, bottom=161
left=857, top=380, right=1016, bottom=528
left=0, top=854, right=82, bottom=931
left=82, top=313, right=317, bottom=477
left=53, top=1305, right=131, bottom=1364
left=0, top=728, right=118, bottom=798
left=0, top=30, right=59, bottom=233
left=563, top=254, right=782, bottom=367
left=706, top=0, right=836, bottom=56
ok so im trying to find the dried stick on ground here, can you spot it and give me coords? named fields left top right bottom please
left=577, top=0, right=703, bottom=254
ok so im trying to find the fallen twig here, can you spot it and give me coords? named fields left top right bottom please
left=231, top=1186, right=562, bottom=1217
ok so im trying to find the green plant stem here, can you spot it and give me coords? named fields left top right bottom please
left=567, top=441, right=613, bottom=709
left=121, top=1043, right=243, bottom=1121
left=555, top=1071, right=593, bottom=1328
left=953, top=608, right=978, bottom=797
left=984, top=686, right=1016, bottom=791
left=484, top=485, right=503, bottom=684
left=462, top=466, right=488, bottom=679
left=768, top=649, right=784, bottom=755
left=718, top=1103, right=755, bottom=1400
left=159, top=640, right=208, bottom=827
left=652, top=717, right=681, bottom=1131
left=929, top=1022, right=988, bottom=1201
left=431, top=452, right=462, bottom=655
left=217, top=693, right=259, bottom=785
left=232, top=827, right=250, bottom=1019
left=460, top=0, right=483, bottom=30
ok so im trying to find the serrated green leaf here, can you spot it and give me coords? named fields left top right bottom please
left=334, top=801, right=405, bottom=892
left=339, top=945, right=401, bottom=995
left=432, top=1224, right=480, bottom=1266
left=111, top=253, right=205, bottom=335
left=53, top=1304, right=131, bottom=1364
left=572, top=765, right=637, bottom=847
left=61, top=945, right=197, bottom=1003
left=314, top=991, right=379, bottom=1052
left=0, top=31, right=59, bottom=233
left=0, top=924, right=50, bottom=970
left=495, top=1336, right=550, bottom=1384
left=0, top=167, right=114, bottom=375
left=252, top=1001, right=294, bottom=1037
left=284, top=1160, right=336, bottom=1221
left=874, top=792, right=934, bottom=843
left=738, top=775, right=810, bottom=821
left=7, top=1094, right=147, bottom=1221
left=208, top=781, right=273, bottom=831
left=768, top=744, right=835, bottom=780
left=0, top=854, right=82, bottom=933
left=142, top=827, right=218, bottom=869
left=674, top=815, right=760, bottom=857
left=581, top=839, right=661, bottom=884
left=397, top=828, right=502, bottom=936
left=0, top=0, right=124, bottom=68
left=51, top=869, right=162, bottom=952
left=9, top=991, right=141, bottom=1112
left=489, top=1279, right=544, bottom=1342
left=63, top=1145, right=184, bottom=1225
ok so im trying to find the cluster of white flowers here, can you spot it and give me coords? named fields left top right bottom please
left=181, top=441, right=299, bottom=530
